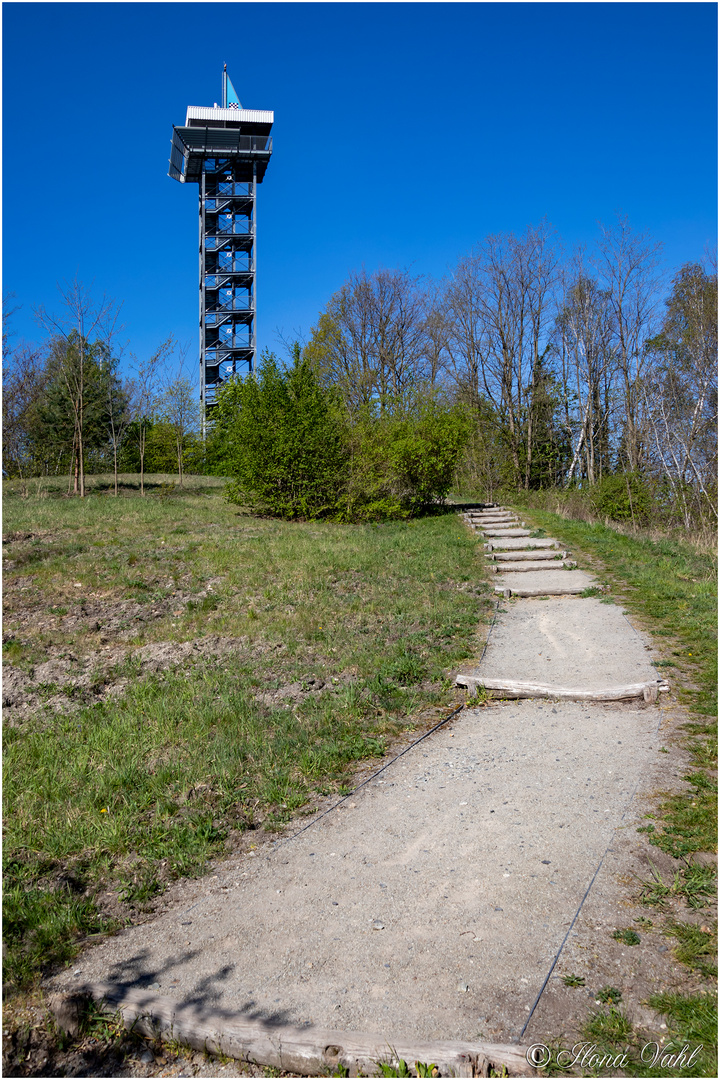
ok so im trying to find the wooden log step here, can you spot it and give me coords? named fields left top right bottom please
left=467, top=520, right=521, bottom=528
left=487, top=539, right=559, bottom=550
left=471, top=519, right=523, bottom=526
left=455, top=674, right=670, bottom=704
left=494, top=584, right=586, bottom=597
left=485, top=550, right=567, bottom=562
left=70, top=984, right=535, bottom=1078
left=468, top=512, right=516, bottom=519
left=472, top=518, right=524, bottom=527
left=492, top=560, right=577, bottom=573
left=468, top=518, right=518, bottom=527
left=480, top=528, right=532, bottom=537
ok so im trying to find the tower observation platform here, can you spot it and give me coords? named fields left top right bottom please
left=168, top=69, right=273, bottom=418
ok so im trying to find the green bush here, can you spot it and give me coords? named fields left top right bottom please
left=222, top=351, right=349, bottom=519
left=338, top=395, right=470, bottom=522
left=213, top=357, right=469, bottom=522
left=591, top=472, right=652, bottom=523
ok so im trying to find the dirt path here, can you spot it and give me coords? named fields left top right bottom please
left=46, top=506, right=681, bottom=1067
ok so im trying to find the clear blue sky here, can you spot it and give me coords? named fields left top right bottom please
left=3, top=2, right=717, bottom=369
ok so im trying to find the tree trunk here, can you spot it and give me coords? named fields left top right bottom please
left=177, top=436, right=184, bottom=487
left=140, top=425, right=146, bottom=496
left=79, top=430, right=85, bottom=498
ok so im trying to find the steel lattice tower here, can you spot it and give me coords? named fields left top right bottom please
left=168, top=69, right=273, bottom=426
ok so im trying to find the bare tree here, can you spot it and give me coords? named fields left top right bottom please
left=34, top=279, right=121, bottom=497
left=2, top=342, right=48, bottom=478
left=593, top=214, right=663, bottom=472
left=443, top=252, right=486, bottom=409
left=418, top=281, right=451, bottom=387
left=157, top=343, right=198, bottom=486
left=105, top=364, right=133, bottom=496
left=443, top=222, right=558, bottom=488
left=132, top=337, right=175, bottom=495
left=643, top=261, right=718, bottom=526
left=554, top=257, right=616, bottom=487
left=305, top=268, right=431, bottom=410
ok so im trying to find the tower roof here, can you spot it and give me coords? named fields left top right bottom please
left=169, top=103, right=273, bottom=184
left=185, top=105, right=274, bottom=133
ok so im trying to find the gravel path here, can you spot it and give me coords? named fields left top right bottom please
left=48, top=697, right=660, bottom=1045
left=48, top=507, right=669, bottom=1054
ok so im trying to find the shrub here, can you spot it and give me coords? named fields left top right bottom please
left=591, top=472, right=652, bottom=523
left=222, top=351, right=349, bottom=519
left=216, top=358, right=469, bottom=522
left=338, top=394, right=470, bottom=522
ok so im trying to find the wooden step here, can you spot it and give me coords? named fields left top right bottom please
left=494, top=584, right=586, bottom=597
left=487, top=538, right=559, bottom=550
left=485, top=549, right=567, bottom=562
left=472, top=519, right=522, bottom=527
left=456, top=674, right=670, bottom=703
left=74, top=982, right=535, bottom=1079
left=467, top=512, right=516, bottom=519
left=492, top=560, right=577, bottom=573
left=481, top=528, right=532, bottom=537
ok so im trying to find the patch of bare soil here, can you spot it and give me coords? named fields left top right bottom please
left=2, top=630, right=361, bottom=728
left=2, top=636, right=246, bottom=723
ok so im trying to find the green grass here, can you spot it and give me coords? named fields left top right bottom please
left=3, top=481, right=491, bottom=993
left=637, top=860, right=717, bottom=909
left=645, top=992, right=718, bottom=1075
left=663, top=922, right=718, bottom=979
left=611, top=928, right=641, bottom=946
left=639, top=773, right=718, bottom=858
left=2, top=471, right=226, bottom=498
left=562, top=974, right=586, bottom=987
left=573, top=997, right=717, bottom=1077
left=583, top=1004, right=633, bottom=1043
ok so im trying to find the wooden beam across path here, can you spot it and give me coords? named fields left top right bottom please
left=480, top=528, right=532, bottom=538
left=466, top=513, right=517, bottom=521
left=485, top=550, right=567, bottom=562
left=491, top=561, right=577, bottom=573
left=494, top=584, right=586, bottom=597
left=487, top=539, right=559, bottom=550
left=65, top=985, right=536, bottom=1078
left=469, top=518, right=523, bottom=526
left=455, top=675, right=670, bottom=703
left=472, top=518, right=524, bottom=527
left=465, top=518, right=521, bottom=526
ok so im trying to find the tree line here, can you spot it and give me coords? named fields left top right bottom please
left=3, top=280, right=200, bottom=495
left=4, top=217, right=716, bottom=528
left=301, top=216, right=717, bottom=528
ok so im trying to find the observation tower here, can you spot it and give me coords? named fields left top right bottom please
left=168, top=67, right=273, bottom=422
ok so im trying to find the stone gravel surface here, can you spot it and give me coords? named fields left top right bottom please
left=46, top=508, right=670, bottom=1054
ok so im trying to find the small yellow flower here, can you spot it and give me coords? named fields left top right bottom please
left=100, top=808, right=108, bottom=813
